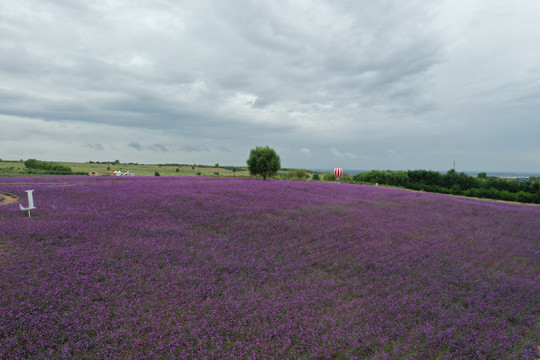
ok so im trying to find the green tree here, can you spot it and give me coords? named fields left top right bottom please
left=24, top=159, right=40, bottom=169
left=292, top=169, right=307, bottom=180
left=246, top=146, right=281, bottom=180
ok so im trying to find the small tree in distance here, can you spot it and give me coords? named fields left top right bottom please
left=247, top=146, right=281, bottom=180
left=292, top=169, right=307, bottom=180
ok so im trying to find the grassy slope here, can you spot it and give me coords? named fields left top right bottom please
left=0, top=160, right=313, bottom=179
left=0, top=160, right=252, bottom=177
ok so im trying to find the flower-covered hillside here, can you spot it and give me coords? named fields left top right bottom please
left=1, top=176, right=538, bottom=359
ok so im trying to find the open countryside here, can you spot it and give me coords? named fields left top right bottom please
left=1, top=159, right=539, bottom=204
left=3, top=0, right=540, bottom=358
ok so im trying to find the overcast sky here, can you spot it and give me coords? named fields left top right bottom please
left=1, top=0, right=539, bottom=171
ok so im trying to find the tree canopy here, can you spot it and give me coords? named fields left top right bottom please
left=24, top=159, right=72, bottom=173
left=246, top=146, right=281, bottom=180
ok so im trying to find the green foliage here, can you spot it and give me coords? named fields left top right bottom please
left=154, top=171, right=160, bottom=176
left=24, top=159, right=72, bottom=174
left=0, top=166, right=22, bottom=174
left=196, top=171, right=202, bottom=176
left=246, top=146, right=281, bottom=180
left=114, top=160, right=120, bottom=164
left=353, top=170, right=409, bottom=187
left=407, top=169, right=443, bottom=187
left=176, top=168, right=180, bottom=172
left=323, top=173, right=336, bottom=181
left=340, top=174, right=353, bottom=183
left=290, top=169, right=308, bottom=180
left=355, top=169, right=539, bottom=204
left=312, top=173, right=320, bottom=181
left=215, top=163, right=219, bottom=168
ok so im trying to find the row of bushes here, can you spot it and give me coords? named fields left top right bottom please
left=352, top=170, right=539, bottom=204
left=24, top=159, right=73, bottom=174
left=408, top=183, right=539, bottom=203
left=23, top=170, right=88, bottom=176
left=0, top=166, right=20, bottom=174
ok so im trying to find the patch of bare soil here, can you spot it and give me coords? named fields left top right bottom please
left=0, top=192, right=19, bottom=206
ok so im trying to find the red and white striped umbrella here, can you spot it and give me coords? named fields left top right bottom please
left=333, top=168, right=343, bottom=180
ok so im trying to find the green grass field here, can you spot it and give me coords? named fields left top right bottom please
left=0, top=160, right=298, bottom=178
left=0, top=160, right=253, bottom=177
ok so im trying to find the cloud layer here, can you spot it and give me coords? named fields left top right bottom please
left=1, top=0, right=539, bottom=171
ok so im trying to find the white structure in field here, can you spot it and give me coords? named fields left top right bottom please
left=19, top=190, right=36, bottom=217
left=113, top=170, right=135, bottom=176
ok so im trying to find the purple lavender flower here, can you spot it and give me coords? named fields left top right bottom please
left=1, top=176, right=538, bottom=359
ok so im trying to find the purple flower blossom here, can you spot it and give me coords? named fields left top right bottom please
left=1, top=176, right=539, bottom=359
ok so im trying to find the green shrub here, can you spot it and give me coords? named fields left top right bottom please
left=450, top=184, right=461, bottom=195
left=341, top=174, right=353, bottom=183
left=24, top=159, right=72, bottom=173
left=515, top=191, right=534, bottom=203
left=323, top=173, right=336, bottom=181
left=289, top=169, right=307, bottom=180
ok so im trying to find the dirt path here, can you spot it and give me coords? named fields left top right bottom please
left=0, top=192, right=19, bottom=205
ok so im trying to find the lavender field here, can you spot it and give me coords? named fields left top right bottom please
left=1, top=176, right=538, bottom=359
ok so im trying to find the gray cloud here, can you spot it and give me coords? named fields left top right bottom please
left=128, top=142, right=144, bottom=151
left=1, top=0, right=539, bottom=171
